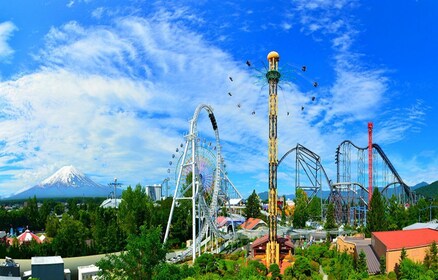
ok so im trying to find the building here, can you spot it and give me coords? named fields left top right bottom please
left=78, top=264, right=100, bottom=280
left=99, top=198, right=122, bottom=208
left=23, top=256, right=71, bottom=280
left=337, top=236, right=380, bottom=274
left=240, top=218, right=267, bottom=231
left=338, top=228, right=438, bottom=274
left=403, top=219, right=438, bottom=230
left=216, top=215, right=245, bottom=233
left=0, top=257, right=20, bottom=277
left=250, top=234, right=293, bottom=260
left=16, top=230, right=42, bottom=245
left=372, top=228, right=438, bottom=273
left=146, top=184, right=162, bottom=201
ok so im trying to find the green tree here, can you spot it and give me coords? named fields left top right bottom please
left=166, top=172, right=193, bottom=248
left=153, top=263, right=185, bottom=280
left=54, top=202, right=65, bottom=215
left=39, top=199, right=56, bottom=229
left=67, top=198, right=79, bottom=219
left=245, top=190, right=261, bottom=219
left=293, top=189, right=309, bottom=228
left=97, top=225, right=167, bottom=280
left=246, top=260, right=267, bottom=276
left=326, top=251, right=356, bottom=280
left=118, top=184, right=154, bottom=236
left=387, top=195, right=408, bottom=230
left=52, top=214, right=88, bottom=257
left=91, top=207, right=125, bottom=253
left=194, top=253, right=220, bottom=275
left=380, top=255, right=386, bottom=274
left=398, top=258, right=427, bottom=280
left=281, top=195, right=287, bottom=226
left=24, top=196, right=40, bottom=229
left=307, top=197, right=322, bottom=222
left=424, top=241, right=438, bottom=270
left=324, top=203, right=336, bottom=230
left=395, top=247, right=407, bottom=278
left=293, top=255, right=312, bottom=278
left=45, top=213, right=60, bottom=237
left=356, top=250, right=367, bottom=274
left=366, top=187, right=387, bottom=236
left=400, top=247, right=407, bottom=262
left=269, top=263, right=281, bottom=280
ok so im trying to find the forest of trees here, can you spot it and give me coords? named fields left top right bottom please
left=97, top=226, right=438, bottom=280
left=0, top=184, right=192, bottom=259
left=2, top=185, right=438, bottom=279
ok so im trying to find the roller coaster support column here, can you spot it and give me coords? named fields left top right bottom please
left=266, top=51, right=280, bottom=266
left=368, top=122, right=373, bottom=208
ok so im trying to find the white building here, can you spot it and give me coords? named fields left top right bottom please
left=78, top=264, right=100, bottom=280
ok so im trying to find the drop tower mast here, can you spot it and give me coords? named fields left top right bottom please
left=266, top=51, right=280, bottom=266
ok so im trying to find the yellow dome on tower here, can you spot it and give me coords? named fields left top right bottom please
left=267, top=51, right=280, bottom=60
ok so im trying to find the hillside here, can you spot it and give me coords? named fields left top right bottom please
left=415, top=181, right=438, bottom=198
left=8, top=166, right=118, bottom=199
left=411, top=181, right=429, bottom=190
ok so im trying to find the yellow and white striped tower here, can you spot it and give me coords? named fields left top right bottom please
left=265, top=51, right=280, bottom=266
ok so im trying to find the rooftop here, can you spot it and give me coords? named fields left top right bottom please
left=240, top=218, right=267, bottom=230
left=32, top=256, right=63, bottom=265
left=251, top=234, right=293, bottom=249
left=373, top=228, right=438, bottom=250
left=343, top=236, right=371, bottom=246
left=403, top=220, right=438, bottom=230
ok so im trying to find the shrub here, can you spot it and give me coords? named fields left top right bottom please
left=387, top=271, right=396, bottom=279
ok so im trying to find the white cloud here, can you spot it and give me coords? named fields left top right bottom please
left=67, top=0, right=75, bottom=8
left=0, top=12, right=277, bottom=195
left=375, top=99, right=429, bottom=144
left=281, top=22, right=292, bottom=31
left=91, top=7, right=105, bottom=19
left=0, top=21, right=17, bottom=62
left=0, top=2, right=432, bottom=198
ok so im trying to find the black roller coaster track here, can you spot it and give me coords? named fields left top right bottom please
left=332, top=140, right=414, bottom=225
left=277, top=141, right=413, bottom=225
left=278, top=144, right=332, bottom=207
left=335, top=140, right=412, bottom=199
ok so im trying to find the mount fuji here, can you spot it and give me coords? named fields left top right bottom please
left=9, top=166, right=114, bottom=199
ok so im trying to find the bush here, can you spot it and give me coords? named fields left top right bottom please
left=194, top=253, right=219, bottom=274
left=387, top=271, right=396, bottom=279
left=310, top=260, right=320, bottom=272
left=269, top=263, right=281, bottom=279
left=294, top=255, right=312, bottom=277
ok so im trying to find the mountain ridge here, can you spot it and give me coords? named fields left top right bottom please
left=8, top=166, right=117, bottom=200
left=414, top=181, right=438, bottom=199
left=254, top=181, right=434, bottom=201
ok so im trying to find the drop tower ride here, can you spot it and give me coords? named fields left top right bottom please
left=266, top=51, right=280, bottom=266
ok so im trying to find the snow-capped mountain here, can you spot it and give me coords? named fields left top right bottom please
left=10, top=165, right=116, bottom=199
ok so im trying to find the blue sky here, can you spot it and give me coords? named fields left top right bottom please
left=0, top=0, right=437, bottom=198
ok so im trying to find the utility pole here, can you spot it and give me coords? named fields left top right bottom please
left=108, top=178, right=122, bottom=208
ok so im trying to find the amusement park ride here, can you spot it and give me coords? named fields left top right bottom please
left=164, top=104, right=243, bottom=262
left=162, top=51, right=414, bottom=265
left=265, top=51, right=281, bottom=266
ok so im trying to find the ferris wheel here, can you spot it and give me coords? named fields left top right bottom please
left=164, top=104, right=242, bottom=262
left=168, top=140, right=218, bottom=201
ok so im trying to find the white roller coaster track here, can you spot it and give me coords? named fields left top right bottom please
left=164, top=104, right=240, bottom=263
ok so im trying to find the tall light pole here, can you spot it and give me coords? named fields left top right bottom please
left=108, top=178, right=121, bottom=208
left=266, top=51, right=280, bottom=266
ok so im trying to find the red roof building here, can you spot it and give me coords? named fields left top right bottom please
left=250, top=234, right=294, bottom=263
left=16, top=230, right=42, bottom=245
left=372, top=228, right=438, bottom=272
left=240, top=218, right=267, bottom=230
